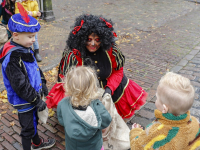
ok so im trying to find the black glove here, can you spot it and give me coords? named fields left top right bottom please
left=35, top=99, right=47, bottom=112
left=33, top=95, right=47, bottom=111
left=41, top=82, right=48, bottom=97
left=102, top=87, right=112, bottom=97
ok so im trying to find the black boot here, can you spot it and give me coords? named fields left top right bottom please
left=34, top=49, right=42, bottom=62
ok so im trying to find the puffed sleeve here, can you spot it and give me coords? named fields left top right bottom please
left=15, top=2, right=20, bottom=14
left=106, top=45, right=125, bottom=94
left=31, top=1, right=39, bottom=17
left=58, top=50, right=80, bottom=81
left=111, top=44, right=125, bottom=70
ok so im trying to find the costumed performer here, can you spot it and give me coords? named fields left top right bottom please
left=47, top=14, right=148, bottom=120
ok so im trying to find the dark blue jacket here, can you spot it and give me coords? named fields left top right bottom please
left=0, top=40, right=44, bottom=112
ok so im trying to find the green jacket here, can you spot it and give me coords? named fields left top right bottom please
left=57, top=97, right=112, bottom=150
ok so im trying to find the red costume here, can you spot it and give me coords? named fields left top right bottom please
left=46, top=44, right=147, bottom=119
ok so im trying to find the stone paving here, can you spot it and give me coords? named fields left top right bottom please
left=129, top=46, right=200, bottom=128
left=1, top=0, right=200, bottom=149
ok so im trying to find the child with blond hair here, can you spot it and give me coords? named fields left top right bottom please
left=130, top=72, right=200, bottom=150
left=57, top=66, right=112, bottom=150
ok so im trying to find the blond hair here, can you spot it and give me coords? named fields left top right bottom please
left=64, top=66, right=101, bottom=107
left=157, top=72, right=194, bottom=115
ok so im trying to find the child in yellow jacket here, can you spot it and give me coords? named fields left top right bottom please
left=130, top=72, right=200, bottom=150
left=15, top=0, right=42, bottom=62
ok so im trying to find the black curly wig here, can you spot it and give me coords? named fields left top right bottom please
left=66, top=14, right=116, bottom=57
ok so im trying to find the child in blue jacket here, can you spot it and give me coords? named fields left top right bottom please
left=0, top=3, right=55, bottom=150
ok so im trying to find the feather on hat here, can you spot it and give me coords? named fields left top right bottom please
left=8, top=2, right=40, bottom=32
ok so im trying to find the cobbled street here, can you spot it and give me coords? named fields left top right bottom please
left=1, top=0, right=200, bottom=149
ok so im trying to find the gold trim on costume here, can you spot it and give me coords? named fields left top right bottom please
left=123, top=89, right=144, bottom=118
left=100, top=81, right=104, bottom=88
left=56, top=82, right=64, bottom=83
left=131, top=89, right=144, bottom=106
left=124, top=108, right=133, bottom=118
left=66, top=53, right=72, bottom=74
left=72, top=55, right=77, bottom=65
left=112, top=52, right=118, bottom=68
left=105, top=51, right=112, bottom=78
left=11, top=16, right=39, bottom=27
left=11, top=102, right=31, bottom=106
left=112, top=45, right=125, bottom=70
left=114, top=79, right=129, bottom=104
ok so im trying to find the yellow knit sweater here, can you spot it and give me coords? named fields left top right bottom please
left=130, top=109, right=200, bottom=150
left=15, top=0, right=39, bottom=19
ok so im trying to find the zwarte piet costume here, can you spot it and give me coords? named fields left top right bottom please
left=46, top=14, right=148, bottom=119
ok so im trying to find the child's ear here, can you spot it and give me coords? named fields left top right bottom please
left=12, top=32, right=19, bottom=40
left=162, top=104, right=168, bottom=113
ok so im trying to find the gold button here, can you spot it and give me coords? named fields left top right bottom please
left=97, top=69, right=100, bottom=72
left=32, top=53, right=33, bottom=55
left=95, top=61, right=98, bottom=63
left=40, top=83, right=42, bottom=86
left=37, top=68, right=39, bottom=71
left=94, top=53, right=96, bottom=55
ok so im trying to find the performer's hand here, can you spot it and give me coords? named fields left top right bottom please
left=102, top=87, right=112, bottom=97
left=132, top=123, right=143, bottom=129
left=35, top=99, right=47, bottom=112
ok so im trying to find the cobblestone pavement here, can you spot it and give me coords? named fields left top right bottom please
left=1, top=0, right=200, bottom=149
left=129, top=46, right=200, bottom=128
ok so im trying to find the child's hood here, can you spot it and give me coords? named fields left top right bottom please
left=0, top=40, right=30, bottom=63
left=59, top=98, right=104, bottom=142
left=0, top=41, right=17, bottom=63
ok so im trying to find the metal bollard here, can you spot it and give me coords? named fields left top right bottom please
left=38, top=0, right=55, bottom=22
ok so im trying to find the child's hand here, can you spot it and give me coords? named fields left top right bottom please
left=28, top=11, right=33, bottom=16
left=37, top=11, right=41, bottom=17
left=102, top=128, right=107, bottom=134
left=103, top=136, right=108, bottom=142
left=102, top=128, right=109, bottom=141
left=132, top=123, right=143, bottom=129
